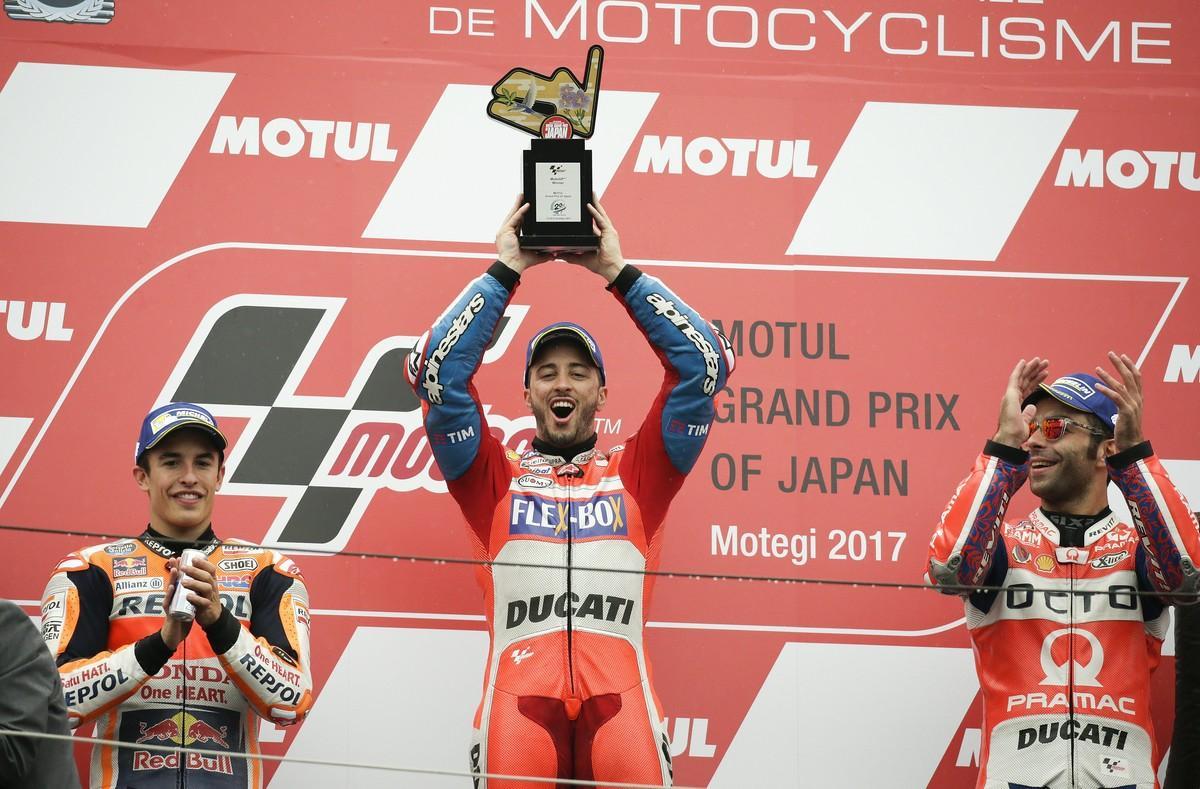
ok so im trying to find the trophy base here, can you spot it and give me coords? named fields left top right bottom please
left=521, top=138, right=596, bottom=252
left=518, top=233, right=599, bottom=253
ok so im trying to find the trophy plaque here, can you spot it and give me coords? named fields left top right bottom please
left=487, top=46, right=604, bottom=251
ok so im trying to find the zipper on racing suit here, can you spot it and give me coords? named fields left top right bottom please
left=556, top=462, right=581, bottom=697
left=566, top=472, right=575, bottom=695
left=1068, top=560, right=1077, bottom=787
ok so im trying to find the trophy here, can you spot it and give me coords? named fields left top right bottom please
left=487, top=46, right=604, bottom=251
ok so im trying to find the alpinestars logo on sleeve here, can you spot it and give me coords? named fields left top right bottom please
left=153, top=294, right=532, bottom=553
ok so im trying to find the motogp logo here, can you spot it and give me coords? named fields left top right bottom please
left=151, top=294, right=534, bottom=553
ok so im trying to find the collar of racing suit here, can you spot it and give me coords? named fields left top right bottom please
left=531, top=433, right=598, bottom=467
left=1041, top=508, right=1111, bottom=548
left=139, top=524, right=222, bottom=558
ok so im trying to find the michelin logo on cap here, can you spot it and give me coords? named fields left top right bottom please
left=136, top=402, right=227, bottom=461
left=150, top=409, right=216, bottom=433
left=1052, top=376, right=1098, bottom=401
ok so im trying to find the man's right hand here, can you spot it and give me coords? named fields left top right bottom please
left=159, top=563, right=190, bottom=650
left=496, top=196, right=552, bottom=275
left=992, top=357, right=1049, bottom=448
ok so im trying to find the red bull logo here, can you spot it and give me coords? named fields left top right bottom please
left=133, top=713, right=231, bottom=749
left=112, top=556, right=148, bottom=578
left=135, top=718, right=181, bottom=744
left=132, top=751, right=235, bottom=775
left=186, top=719, right=230, bottom=749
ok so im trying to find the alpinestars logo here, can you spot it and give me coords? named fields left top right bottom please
left=419, top=292, right=486, bottom=405
left=154, top=294, right=533, bottom=552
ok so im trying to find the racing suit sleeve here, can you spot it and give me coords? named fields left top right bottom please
left=406, top=262, right=520, bottom=544
left=927, top=440, right=1029, bottom=592
left=1107, top=441, right=1200, bottom=600
left=610, top=265, right=735, bottom=533
left=203, top=554, right=313, bottom=724
left=41, top=554, right=175, bottom=728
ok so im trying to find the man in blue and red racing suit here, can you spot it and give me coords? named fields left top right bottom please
left=928, top=355, right=1200, bottom=789
left=41, top=403, right=313, bottom=788
left=406, top=200, right=734, bottom=787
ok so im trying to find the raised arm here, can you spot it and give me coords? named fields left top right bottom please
left=1096, top=352, right=1200, bottom=598
left=571, top=203, right=735, bottom=529
left=406, top=199, right=551, bottom=534
left=927, top=359, right=1047, bottom=591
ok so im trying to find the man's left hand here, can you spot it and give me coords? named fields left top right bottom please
left=1094, top=351, right=1145, bottom=452
left=174, top=556, right=225, bottom=628
left=561, top=200, right=625, bottom=284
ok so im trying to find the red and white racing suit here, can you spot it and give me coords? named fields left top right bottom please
left=407, top=262, right=733, bottom=787
left=928, top=440, right=1200, bottom=789
left=40, top=527, right=313, bottom=788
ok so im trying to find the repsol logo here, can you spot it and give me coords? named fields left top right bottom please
left=645, top=293, right=720, bottom=396
left=509, top=492, right=628, bottom=538
left=64, top=668, right=130, bottom=707
left=506, top=592, right=636, bottom=629
left=209, top=116, right=399, bottom=161
left=1016, top=720, right=1129, bottom=751
left=117, top=593, right=250, bottom=619
left=1006, top=583, right=1138, bottom=615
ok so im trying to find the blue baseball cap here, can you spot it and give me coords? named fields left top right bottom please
left=524, top=322, right=606, bottom=386
left=1023, top=373, right=1117, bottom=434
left=135, top=403, right=228, bottom=462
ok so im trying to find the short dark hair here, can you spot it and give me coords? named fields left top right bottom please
left=1082, top=412, right=1111, bottom=458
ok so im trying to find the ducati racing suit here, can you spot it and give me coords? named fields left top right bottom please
left=928, top=440, right=1200, bottom=789
left=407, top=261, right=733, bottom=787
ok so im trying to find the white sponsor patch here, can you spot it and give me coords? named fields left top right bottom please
left=219, top=558, right=257, bottom=572
left=114, top=577, right=166, bottom=593
left=104, top=542, right=136, bottom=555
left=516, top=474, right=552, bottom=489
left=41, top=593, right=65, bottom=624
left=221, top=545, right=264, bottom=555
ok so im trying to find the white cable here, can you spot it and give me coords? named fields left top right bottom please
left=4, top=729, right=705, bottom=789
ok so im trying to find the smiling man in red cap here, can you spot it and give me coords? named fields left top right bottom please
left=39, top=403, right=313, bottom=788
left=407, top=199, right=734, bottom=787
left=928, top=353, right=1200, bottom=789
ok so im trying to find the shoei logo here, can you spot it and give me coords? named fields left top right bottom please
left=1052, top=376, right=1097, bottom=400
left=1040, top=628, right=1104, bottom=687
left=147, top=294, right=532, bottom=553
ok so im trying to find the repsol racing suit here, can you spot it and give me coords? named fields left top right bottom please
left=40, top=527, right=313, bottom=788
left=407, top=261, right=733, bottom=787
left=928, top=440, right=1200, bottom=789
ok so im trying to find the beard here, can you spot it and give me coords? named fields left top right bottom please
left=1029, top=449, right=1101, bottom=510
left=532, top=398, right=600, bottom=448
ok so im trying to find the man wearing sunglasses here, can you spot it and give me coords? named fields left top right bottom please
left=928, top=352, right=1199, bottom=789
